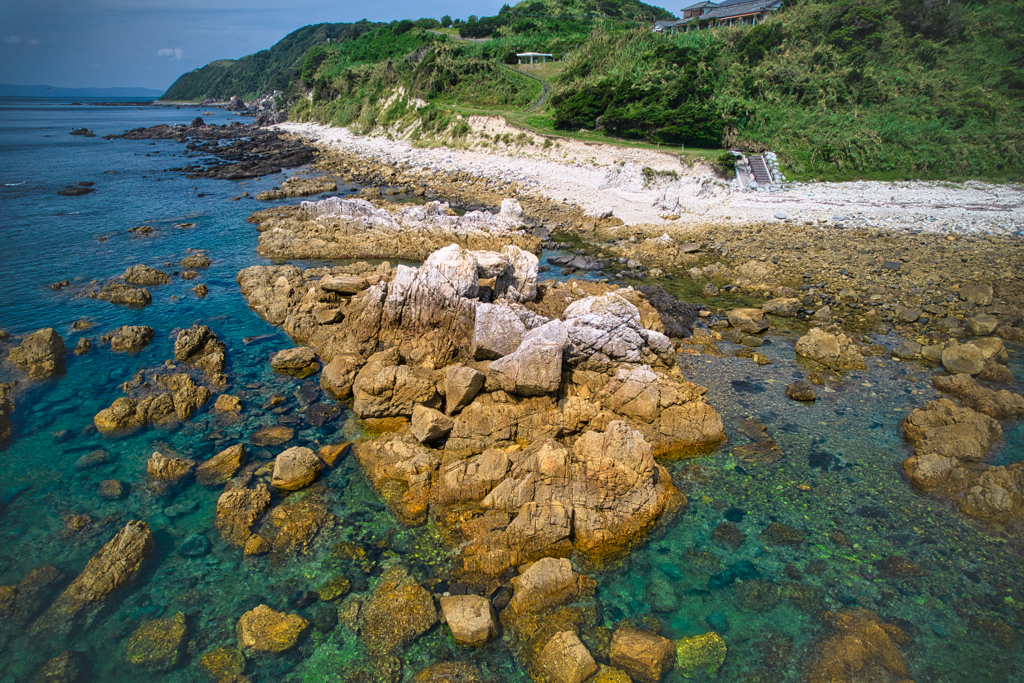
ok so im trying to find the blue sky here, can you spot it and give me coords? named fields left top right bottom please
left=0, top=0, right=503, bottom=90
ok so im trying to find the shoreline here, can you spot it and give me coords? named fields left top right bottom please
left=276, top=120, right=1024, bottom=236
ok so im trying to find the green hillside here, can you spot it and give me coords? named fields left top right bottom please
left=161, top=21, right=382, bottom=101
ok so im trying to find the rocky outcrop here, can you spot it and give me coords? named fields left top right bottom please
left=902, top=398, right=1023, bottom=524
left=236, top=605, right=309, bottom=654
left=804, top=610, right=912, bottom=683
left=124, top=612, right=186, bottom=670
left=215, top=484, right=272, bottom=547
left=795, top=327, right=866, bottom=371
left=354, top=435, right=439, bottom=526
left=609, top=628, right=675, bottom=683
left=352, top=349, right=442, bottom=418
left=109, top=325, right=154, bottom=353
left=196, top=444, right=246, bottom=486
left=933, top=373, right=1024, bottom=419
left=94, top=372, right=211, bottom=433
left=488, top=321, right=566, bottom=396
left=8, top=328, right=65, bottom=379
left=541, top=631, right=597, bottom=683
left=252, top=196, right=540, bottom=261
left=270, top=347, right=318, bottom=377
left=360, top=568, right=438, bottom=660
left=173, top=325, right=227, bottom=384
left=255, top=175, right=337, bottom=200
left=563, top=293, right=674, bottom=371
left=94, top=282, right=151, bottom=307
left=123, top=264, right=170, bottom=286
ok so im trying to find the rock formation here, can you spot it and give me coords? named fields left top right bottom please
left=8, top=328, right=65, bottom=379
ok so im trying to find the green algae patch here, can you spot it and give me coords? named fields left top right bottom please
left=125, top=612, right=187, bottom=671
left=675, top=631, right=727, bottom=678
left=318, top=575, right=352, bottom=601
left=198, top=646, right=246, bottom=678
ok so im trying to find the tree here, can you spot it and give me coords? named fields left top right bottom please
left=441, top=15, right=452, bottom=27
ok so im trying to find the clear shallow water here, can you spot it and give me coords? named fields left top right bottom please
left=0, top=98, right=1022, bottom=682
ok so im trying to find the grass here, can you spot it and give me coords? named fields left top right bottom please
left=514, top=62, right=564, bottom=81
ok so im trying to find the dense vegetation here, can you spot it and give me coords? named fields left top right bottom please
left=550, top=0, right=1024, bottom=178
left=458, top=0, right=674, bottom=38
left=162, top=22, right=381, bottom=101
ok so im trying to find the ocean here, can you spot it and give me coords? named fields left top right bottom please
left=0, top=97, right=1021, bottom=682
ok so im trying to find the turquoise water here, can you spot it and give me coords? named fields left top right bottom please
left=1, top=98, right=1022, bottom=681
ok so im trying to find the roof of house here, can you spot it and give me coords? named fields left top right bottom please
left=698, top=0, right=780, bottom=20
left=680, top=1, right=717, bottom=10
left=654, top=19, right=688, bottom=29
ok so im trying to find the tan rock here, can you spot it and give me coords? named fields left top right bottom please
left=216, top=485, right=271, bottom=547
left=317, top=442, right=351, bottom=467
left=198, top=646, right=246, bottom=679
left=360, top=570, right=438, bottom=657
left=250, top=425, right=294, bottom=446
left=411, top=404, right=454, bottom=443
left=236, top=605, right=309, bottom=654
left=196, top=444, right=246, bottom=486
left=727, top=308, right=769, bottom=333
left=509, top=558, right=579, bottom=614
left=270, top=347, right=318, bottom=377
left=62, top=521, right=153, bottom=602
left=941, top=343, right=985, bottom=375
left=610, top=627, right=675, bottom=683
left=795, top=327, right=866, bottom=371
left=440, top=594, right=498, bottom=646
left=215, top=394, right=242, bottom=413
left=320, top=352, right=364, bottom=400
left=540, top=631, right=598, bottom=683
left=903, top=398, right=1001, bottom=463
left=271, top=446, right=323, bottom=491
left=8, top=328, right=65, bottom=379
left=147, top=452, right=195, bottom=482
left=124, top=612, right=186, bottom=670
left=444, top=365, right=485, bottom=414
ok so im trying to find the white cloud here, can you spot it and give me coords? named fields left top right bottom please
left=155, top=47, right=184, bottom=60
left=27, top=39, right=40, bottom=46
left=5, top=36, right=21, bottom=44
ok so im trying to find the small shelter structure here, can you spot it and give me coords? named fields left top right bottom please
left=516, top=52, right=553, bottom=64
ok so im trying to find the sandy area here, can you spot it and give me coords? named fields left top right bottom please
left=276, top=120, right=1024, bottom=236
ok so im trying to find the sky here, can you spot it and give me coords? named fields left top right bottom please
left=0, top=0, right=503, bottom=91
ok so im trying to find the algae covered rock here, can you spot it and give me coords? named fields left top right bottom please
left=124, top=612, right=186, bottom=670
left=236, top=605, right=309, bottom=654
left=794, top=327, right=865, bottom=371
left=361, top=568, right=437, bottom=658
left=198, top=646, right=246, bottom=678
left=675, top=631, right=727, bottom=678
left=804, top=609, right=911, bottom=683
left=609, top=627, right=675, bottom=683
left=8, top=328, right=66, bottom=379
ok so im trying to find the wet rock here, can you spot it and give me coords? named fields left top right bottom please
left=966, top=314, right=999, bottom=336
left=8, top=328, right=66, bottom=379
left=236, top=605, right=309, bottom=654
left=123, top=264, right=170, bottom=286
left=727, top=308, right=769, bottom=333
left=57, top=185, right=95, bottom=196
left=636, top=284, right=700, bottom=337
left=197, top=444, right=246, bottom=485
left=933, top=373, right=1024, bottom=419
left=805, top=610, right=911, bottom=683
left=317, top=576, right=351, bottom=601
left=903, top=398, right=1001, bottom=464
left=320, top=353, right=364, bottom=400
left=192, top=283, right=208, bottom=298
left=760, top=523, right=806, bottom=547
left=444, top=366, right=485, bottom=414
left=411, top=405, right=454, bottom=444
left=147, top=452, right=195, bottom=482
left=354, top=435, right=438, bottom=525
left=786, top=380, right=817, bottom=402
left=317, top=442, right=350, bottom=467
left=181, top=253, right=211, bottom=269
left=795, top=327, right=865, bottom=372
left=440, top=594, right=498, bottom=647
left=891, top=340, right=922, bottom=359
left=215, top=484, right=272, bottom=547
left=263, top=501, right=332, bottom=557
left=711, top=522, right=745, bottom=551
left=509, top=558, right=581, bottom=614
left=609, top=628, right=675, bottom=683
left=198, top=647, right=246, bottom=679
left=74, top=449, right=110, bottom=470
left=361, top=569, right=438, bottom=658
left=0, top=387, right=14, bottom=444
left=215, top=394, right=241, bottom=413
left=271, top=446, right=323, bottom=491
left=178, top=533, right=211, bottom=558
left=74, top=338, right=91, bottom=355
left=98, top=480, right=126, bottom=500
left=762, top=298, right=801, bottom=317
left=109, top=325, right=154, bottom=353
left=894, top=304, right=921, bottom=323
left=960, top=284, right=993, bottom=305
left=250, top=425, right=294, bottom=446
left=32, top=650, right=89, bottom=683
left=941, top=343, right=985, bottom=375
left=541, top=631, right=598, bottom=683
left=413, top=662, right=485, bottom=683
left=674, top=631, right=727, bottom=678
left=96, top=282, right=151, bottom=307
left=874, top=556, right=926, bottom=577
left=62, top=520, right=153, bottom=603
left=124, top=612, right=186, bottom=670
left=270, top=347, right=318, bottom=377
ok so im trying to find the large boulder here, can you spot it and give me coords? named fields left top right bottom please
left=215, top=484, right=272, bottom=547
left=271, top=446, right=323, bottom=491
left=509, top=558, right=582, bottom=614
left=123, top=264, right=170, bottom=286
left=352, top=349, right=441, bottom=418
left=903, top=398, right=1002, bottom=463
left=494, top=244, right=539, bottom=303
left=354, top=435, right=439, bottom=525
left=941, top=343, right=985, bottom=375
left=411, top=405, right=454, bottom=444
left=795, top=327, right=866, bottom=371
left=609, top=628, right=675, bottom=683
left=61, top=521, right=153, bottom=603
left=320, top=352, right=364, bottom=400
left=804, top=610, right=911, bottom=683
left=361, top=568, right=438, bottom=658
left=488, top=321, right=566, bottom=397
left=473, top=303, right=526, bottom=360
left=540, top=631, right=598, bottom=683
left=109, top=325, right=155, bottom=353
left=8, top=328, right=65, bottom=379
left=439, top=594, right=498, bottom=647
left=96, top=282, right=151, bottom=307
left=147, top=452, right=195, bottom=482
left=236, top=605, right=309, bottom=654
left=196, top=444, right=246, bottom=486
left=270, top=346, right=318, bottom=377
left=124, top=612, right=186, bottom=671
left=563, top=293, right=674, bottom=370
left=444, top=365, right=485, bottom=414
left=727, top=308, right=769, bottom=333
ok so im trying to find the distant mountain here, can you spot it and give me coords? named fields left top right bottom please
left=0, top=84, right=164, bottom=98
left=162, top=21, right=382, bottom=102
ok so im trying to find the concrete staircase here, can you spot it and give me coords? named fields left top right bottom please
left=748, top=154, right=773, bottom=185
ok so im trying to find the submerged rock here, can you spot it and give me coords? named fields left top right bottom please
left=124, top=612, right=186, bottom=670
left=804, top=610, right=911, bottom=683
left=360, top=568, right=437, bottom=659
left=198, top=646, right=246, bottom=679
left=236, top=605, right=309, bottom=654
left=8, top=328, right=66, bottom=379
left=215, top=484, right=272, bottom=547
left=674, top=631, right=727, bottom=678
